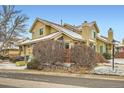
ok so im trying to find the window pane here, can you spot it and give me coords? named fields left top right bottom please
left=94, top=32, right=96, bottom=38
left=100, top=46, right=103, bottom=53
left=39, top=28, right=43, bottom=35
left=65, top=43, right=69, bottom=49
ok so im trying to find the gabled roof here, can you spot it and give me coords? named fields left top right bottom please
left=63, top=23, right=81, bottom=32
left=0, top=37, right=28, bottom=50
left=29, top=18, right=83, bottom=41
left=85, top=21, right=100, bottom=33
left=100, top=35, right=108, bottom=40
left=64, top=21, right=100, bottom=33
left=19, top=32, right=62, bottom=45
left=2, top=46, right=19, bottom=50
left=116, top=44, right=124, bottom=48
left=97, top=35, right=119, bottom=44
left=1, top=42, right=19, bottom=50
left=96, top=35, right=111, bottom=44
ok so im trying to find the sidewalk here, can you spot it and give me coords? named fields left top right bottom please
left=0, top=61, right=26, bottom=70
left=1, top=69, right=124, bottom=81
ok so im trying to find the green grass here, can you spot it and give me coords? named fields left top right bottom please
left=16, top=61, right=27, bottom=66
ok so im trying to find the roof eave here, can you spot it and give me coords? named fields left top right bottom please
left=96, top=37, right=111, bottom=44
left=93, top=21, right=100, bottom=33
left=29, top=18, right=41, bottom=33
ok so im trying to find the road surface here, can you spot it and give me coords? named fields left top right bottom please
left=0, top=84, right=18, bottom=88
left=0, top=72, right=124, bottom=88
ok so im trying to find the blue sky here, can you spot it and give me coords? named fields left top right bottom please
left=10, top=6, right=124, bottom=41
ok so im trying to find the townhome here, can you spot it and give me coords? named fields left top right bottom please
left=0, top=42, right=20, bottom=58
left=64, top=22, right=114, bottom=54
left=115, top=39, right=124, bottom=52
left=19, top=18, right=115, bottom=60
left=0, top=37, right=29, bottom=58
left=114, top=39, right=124, bottom=58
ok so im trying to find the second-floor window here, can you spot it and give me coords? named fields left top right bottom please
left=39, top=28, right=44, bottom=35
left=92, top=30, right=96, bottom=39
left=94, top=32, right=96, bottom=38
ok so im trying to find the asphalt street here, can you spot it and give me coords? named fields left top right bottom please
left=0, top=84, right=18, bottom=88
left=0, top=72, right=124, bottom=88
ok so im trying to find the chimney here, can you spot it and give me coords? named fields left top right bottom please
left=60, top=20, right=63, bottom=26
left=122, top=38, right=124, bottom=45
left=82, top=21, right=90, bottom=46
left=108, top=28, right=113, bottom=42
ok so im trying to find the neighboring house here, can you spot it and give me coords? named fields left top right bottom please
left=114, top=39, right=124, bottom=58
left=0, top=42, right=20, bottom=58
left=116, top=45, right=124, bottom=53
left=115, top=39, right=124, bottom=52
left=19, top=18, right=115, bottom=60
left=0, top=37, right=30, bottom=58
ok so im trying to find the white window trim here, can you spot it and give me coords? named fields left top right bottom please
left=64, top=40, right=72, bottom=49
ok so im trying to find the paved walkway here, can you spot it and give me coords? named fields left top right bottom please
left=0, top=61, right=26, bottom=70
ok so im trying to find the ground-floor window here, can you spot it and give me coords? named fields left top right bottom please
left=25, top=56, right=29, bottom=61
left=65, top=42, right=69, bottom=49
left=106, top=44, right=108, bottom=53
left=94, top=45, right=96, bottom=51
left=100, top=46, right=103, bottom=53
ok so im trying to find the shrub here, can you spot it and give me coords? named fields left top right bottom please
left=95, top=53, right=108, bottom=63
left=31, top=40, right=108, bottom=72
left=102, top=53, right=111, bottom=60
left=70, top=44, right=97, bottom=69
left=0, top=56, right=10, bottom=60
left=16, top=61, right=27, bottom=66
left=0, top=55, right=4, bottom=60
left=27, top=58, right=39, bottom=69
left=115, top=52, right=124, bottom=58
left=33, top=40, right=65, bottom=68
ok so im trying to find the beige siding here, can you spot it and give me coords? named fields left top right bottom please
left=32, top=21, right=45, bottom=39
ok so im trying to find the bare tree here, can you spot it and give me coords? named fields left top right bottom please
left=0, top=5, right=29, bottom=51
